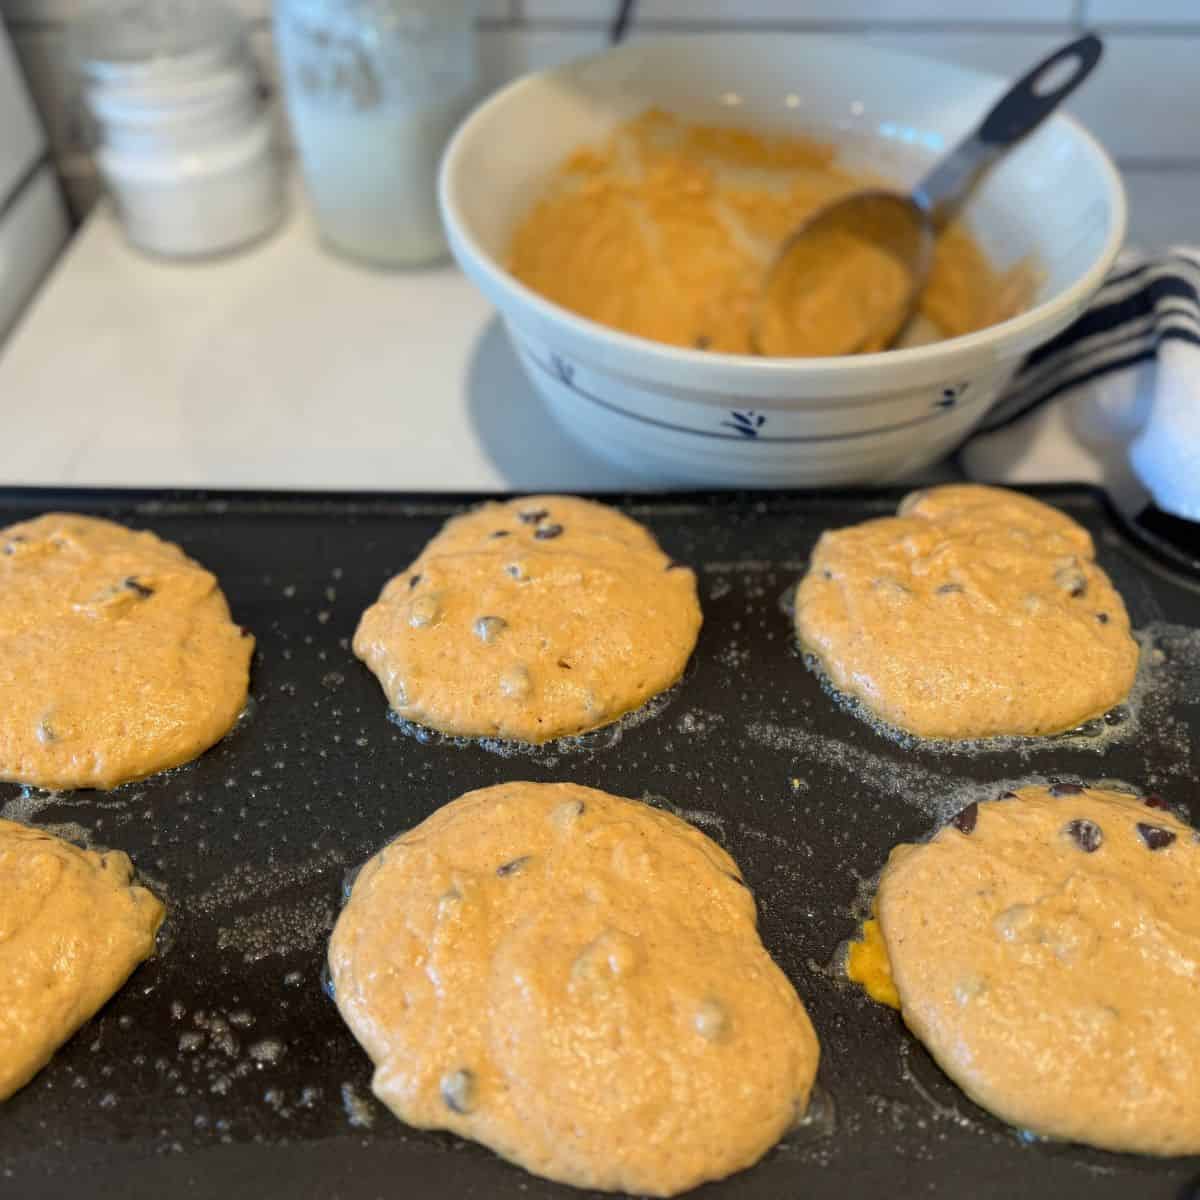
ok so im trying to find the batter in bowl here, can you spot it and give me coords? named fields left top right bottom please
left=509, top=109, right=1032, bottom=356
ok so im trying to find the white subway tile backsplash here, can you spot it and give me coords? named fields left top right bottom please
left=1, top=0, right=269, bottom=20
left=515, top=0, right=610, bottom=18
left=5, top=0, right=1198, bottom=238
left=1, top=0, right=515, bottom=22
left=1, top=0, right=87, bottom=20
left=523, top=0, right=1075, bottom=23
left=858, top=28, right=1056, bottom=73
left=10, top=23, right=601, bottom=157
left=1086, top=0, right=1200, bottom=24
left=861, top=30, right=1200, bottom=161
left=479, top=27, right=607, bottom=88
left=1121, top=167, right=1200, bottom=247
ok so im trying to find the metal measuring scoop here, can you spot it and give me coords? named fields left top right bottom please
left=753, top=34, right=1104, bottom=357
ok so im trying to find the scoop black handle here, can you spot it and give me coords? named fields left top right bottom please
left=917, top=33, right=1104, bottom=228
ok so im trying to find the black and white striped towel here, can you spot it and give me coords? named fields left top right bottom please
left=961, top=247, right=1199, bottom=524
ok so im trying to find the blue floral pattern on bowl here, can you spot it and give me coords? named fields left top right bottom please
left=720, top=410, right=768, bottom=438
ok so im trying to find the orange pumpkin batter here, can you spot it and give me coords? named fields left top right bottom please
left=509, top=109, right=1032, bottom=357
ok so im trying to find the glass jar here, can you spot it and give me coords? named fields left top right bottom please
left=274, top=0, right=479, bottom=268
left=71, top=0, right=285, bottom=260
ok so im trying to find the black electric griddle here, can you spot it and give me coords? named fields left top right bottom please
left=1, top=486, right=1198, bottom=1200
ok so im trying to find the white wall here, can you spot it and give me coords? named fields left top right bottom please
left=3, top=0, right=1198, bottom=246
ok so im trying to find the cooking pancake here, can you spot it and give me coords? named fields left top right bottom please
left=794, top=485, right=1138, bottom=739
left=0, top=819, right=164, bottom=1100
left=328, top=781, right=820, bottom=1195
left=0, top=512, right=253, bottom=790
left=852, top=784, right=1200, bottom=1156
left=353, top=496, right=702, bottom=743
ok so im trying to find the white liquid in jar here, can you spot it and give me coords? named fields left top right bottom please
left=274, top=0, right=478, bottom=269
left=287, top=88, right=470, bottom=267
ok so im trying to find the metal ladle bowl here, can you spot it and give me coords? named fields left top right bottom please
left=752, top=33, right=1104, bottom=358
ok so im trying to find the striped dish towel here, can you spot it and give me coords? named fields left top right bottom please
left=961, top=248, right=1200, bottom=525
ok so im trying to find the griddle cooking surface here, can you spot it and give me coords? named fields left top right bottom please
left=1, top=487, right=1197, bottom=1200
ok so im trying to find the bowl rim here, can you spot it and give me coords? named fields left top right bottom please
left=440, top=32, right=1128, bottom=380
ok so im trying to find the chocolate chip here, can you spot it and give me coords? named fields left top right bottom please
left=1137, top=823, right=1177, bottom=851
left=1144, top=794, right=1170, bottom=811
left=1096, top=612, right=1110, bottom=624
left=556, top=659, right=572, bottom=670
left=409, top=573, right=422, bottom=589
left=822, top=569, right=833, bottom=580
left=505, top=563, right=528, bottom=582
left=534, top=524, right=564, bottom=540
left=1064, top=818, right=1103, bottom=853
left=725, top=870, right=748, bottom=888
left=124, top=576, right=154, bottom=598
left=440, top=1069, right=476, bottom=1114
left=518, top=509, right=549, bottom=524
left=694, top=335, right=712, bottom=350
left=489, top=530, right=510, bottom=539
left=951, top=802, right=978, bottom=834
left=936, top=582, right=964, bottom=595
left=239, top=626, right=253, bottom=638
left=496, top=855, right=531, bottom=877
left=1049, top=782, right=1084, bottom=797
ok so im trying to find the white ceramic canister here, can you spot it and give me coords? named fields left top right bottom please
left=73, top=0, right=285, bottom=259
left=274, top=0, right=479, bottom=268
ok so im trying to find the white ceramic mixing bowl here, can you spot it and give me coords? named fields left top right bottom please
left=440, top=34, right=1126, bottom=486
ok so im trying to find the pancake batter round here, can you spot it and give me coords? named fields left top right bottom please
left=353, top=496, right=702, bottom=743
left=872, top=785, right=1200, bottom=1155
left=0, top=819, right=164, bottom=1100
left=328, top=781, right=820, bottom=1195
left=794, top=485, right=1139, bottom=739
left=0, top=513, right=253, bottom=790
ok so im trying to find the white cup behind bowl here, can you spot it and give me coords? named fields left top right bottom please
left=439, top=34, right=1125, bottom=487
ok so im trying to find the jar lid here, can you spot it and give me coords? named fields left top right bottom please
left=70, top=0, right=246, bottom=83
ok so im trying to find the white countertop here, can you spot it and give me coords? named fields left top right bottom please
left=0, top=183, right=647, bottom=494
